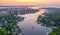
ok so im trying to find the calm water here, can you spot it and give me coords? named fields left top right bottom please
left=18, top=9, right=51, bottom=35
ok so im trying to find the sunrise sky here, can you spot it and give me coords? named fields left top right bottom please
left=0, top=0, right=60, bottom=6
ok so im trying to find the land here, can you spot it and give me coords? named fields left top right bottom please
left=37, top=8, right=60, bottom=35
left=0, top=7, right=39, bottom=35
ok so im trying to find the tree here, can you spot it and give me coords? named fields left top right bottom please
left=37, top=9, right=60, bottom=35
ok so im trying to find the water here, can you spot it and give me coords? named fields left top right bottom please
left=18, top=9, right=51, bottom=35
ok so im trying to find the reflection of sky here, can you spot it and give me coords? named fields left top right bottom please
left=18, top=9, right=51, bottom=35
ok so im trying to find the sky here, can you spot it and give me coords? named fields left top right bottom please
left=0, top=0, right=60, bottom=7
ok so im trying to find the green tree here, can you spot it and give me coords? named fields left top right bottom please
left=37, top=9, right=60, bottom=35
